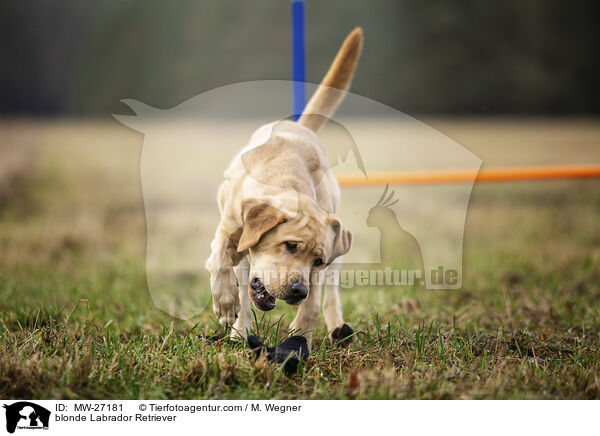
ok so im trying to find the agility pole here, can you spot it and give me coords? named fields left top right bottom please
left=335, top=165, right=600, bottom=187
left=291, top=0, right=306, bottom=120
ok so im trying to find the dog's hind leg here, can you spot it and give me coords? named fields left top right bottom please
left=289, top=281, right=323, bottom=349
left=323, top=259, right=354, bottom=345
left=231, top=256, right=252, bottom=339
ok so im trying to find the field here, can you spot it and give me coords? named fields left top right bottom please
left=1, top=118, right=599, bottom=399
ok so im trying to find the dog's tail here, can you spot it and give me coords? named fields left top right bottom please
left=297, top=27, right=363, bottom=132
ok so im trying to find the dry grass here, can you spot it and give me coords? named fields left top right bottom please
left=0, top=122, right=38, bottom=206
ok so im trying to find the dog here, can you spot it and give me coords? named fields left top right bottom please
left=205, top=28, right=363, bottom=348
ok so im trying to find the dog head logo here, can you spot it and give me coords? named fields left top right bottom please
left=3, top=402, right=50, bottom=434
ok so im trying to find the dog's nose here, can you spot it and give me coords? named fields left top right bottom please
left=289, top=281, right=308, bottom=302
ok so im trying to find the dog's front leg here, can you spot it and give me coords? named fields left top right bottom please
left=205, top=227, right=242, bottom=327
left=289, top=282, right=322, bottom=349
left=231, top=256, right=252, bottom=339
left=323, top=259, right=354, bottom=345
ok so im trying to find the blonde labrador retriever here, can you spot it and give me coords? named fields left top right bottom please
left=206, top=28, right=363, bottom=347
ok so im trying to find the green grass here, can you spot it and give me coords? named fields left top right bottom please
left=1, top=120, right=600, bottom=399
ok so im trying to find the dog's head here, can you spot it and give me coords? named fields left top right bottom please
left=236, top=195, right=352, bottom=311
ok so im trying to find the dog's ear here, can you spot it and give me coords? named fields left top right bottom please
left=327, top=216, right=353, bottom=261
left=237, top=199, right=288, bottom=252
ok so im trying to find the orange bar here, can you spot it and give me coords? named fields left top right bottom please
left=336, top=165, right=600, bottom=187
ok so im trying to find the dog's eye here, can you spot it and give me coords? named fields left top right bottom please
left=313, top=258, right=324, bottom=267
left=285, top=242, right=298, bottom=254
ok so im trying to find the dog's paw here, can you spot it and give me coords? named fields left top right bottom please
left=212, top=293, right=240, bottom=327
left=329, top=323, right=355, bottom=346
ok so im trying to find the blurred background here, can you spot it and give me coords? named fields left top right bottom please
left=1, top=0, right=599, bottom=117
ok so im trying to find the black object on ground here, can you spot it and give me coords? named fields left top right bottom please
left=247, top=334, right=309, bottom=374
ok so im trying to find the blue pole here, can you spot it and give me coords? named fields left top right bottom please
left=291, top=0, right=306, bottom=120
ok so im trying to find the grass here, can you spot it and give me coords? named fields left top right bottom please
left=1, top=119, right=599, bottom=399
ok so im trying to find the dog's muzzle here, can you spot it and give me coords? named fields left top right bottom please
left=250, top=277, right=276, bottom=311
left=284, top=280, right=308, bottom=305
